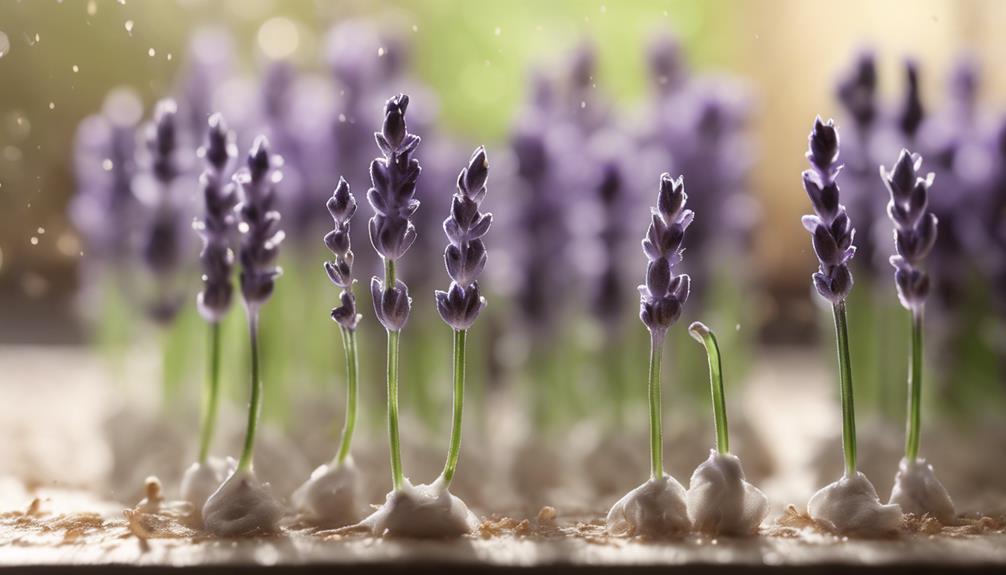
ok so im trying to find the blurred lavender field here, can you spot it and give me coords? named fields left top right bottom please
left=1, top=0, right=1005, bottom=514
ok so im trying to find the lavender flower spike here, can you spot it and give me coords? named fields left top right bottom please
left=640, top=174, right=693, bottom=336
left=194, top=114, right=239, bottom=323
left=368, top=94, right=420, bottom=332
left=801, top=117, right=856, bottom=304
left=880, top=150, right=937, bottom=312
left=325, top=177, right=361, bottom=331
left=436, top=146, right=491, bottom=331
left=236, top=136, right=285, bottom=309
left=141, top=99, right=186, bottom=322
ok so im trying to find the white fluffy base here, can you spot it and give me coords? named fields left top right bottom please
left=358, top=477, right=479, bottom=538
left=687, top=451, right=769, bottom=535
left=201, top=468, right=282, bottom=536
left=606, top=475, right=691, bottom=537
left=808, top=471, right=902, bottom=536
left=291, top=458, right=362, bottom=528
left=889, top=457, right=956, bottom=524
left=180, top=457, right=233, bottom=524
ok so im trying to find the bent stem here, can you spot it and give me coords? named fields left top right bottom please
left=334, top=326, right=359, bottom=465
left=441, top=328, right=467, bottom=486
left=647, top=329, right=666, bottom=480
left=237, top=309, right=262, bottom=472
left=689, top=322, right=729, bottom=455
left=198, top=321, right=223, bottom=463
left=906, top=306, right=923, bottom=461
left=832, top=301, right=857, bottom=477
left=384, top=258, right=404, bottom=490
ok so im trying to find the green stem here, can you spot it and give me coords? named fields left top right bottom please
left=689, top=322, right=729, bottom=454
left=238, top=309, right=262, bottom=472
left=833, top=301, right=857, bottom=476
left=384, top=258, right=404, bottom=490
left=648, top=329, right=665, bottom=479
left=906, top=306, right=923, bottom=461
left=441, top=329, right=467, bottom=486
left=334, top=326, right=359, bottom=465
left=198, top=321, right=223, bottom=463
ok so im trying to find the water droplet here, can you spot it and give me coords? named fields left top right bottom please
left=147, top=47, right=156, bottom=57
left=124, top=20, right=134, bottom=35
left=37, top=227, right=45, bottom=235
left=29, top=236, right=39, bottom=246
left=72, top=64, right=79, bottom=73
left=0, top=31, right=9, bottom=58
left=48, top=102, right=55, bottom=110
left=580, top=101, right=587, bottom=109
left=494, top=26, right=502, bottom=36
left=166, top=52, right=172, bottom=61
left=377, top=46, right=385, bottom=57
left=411, top=24, right=418, bottom=32
left=87, top=0, right=97, bottom=16
left=238, top=222, right=250, bottom=234
left=102, top=158, right=113, bottom=171
left=338, top=113, right=346, bottom=123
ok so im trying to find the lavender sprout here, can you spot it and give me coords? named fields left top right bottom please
left=324, top=177, right=362, bottom=465
left=192, top=113, right=238, bottom=464
left=234, top=136, right=285, bottom=472
left=367, top=94, right=420, bottom=491
left=688, top=322, right=728, bottom=454
left=801, top=117, right=859, bottom=476
left=880, top=150, right=938, bottom=461
left=640, top=173, right=692, bottom=479
left=437, top=146, right=491, bottom=487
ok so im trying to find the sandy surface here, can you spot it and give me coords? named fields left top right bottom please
left=2, top=345, right=1006, bottom=568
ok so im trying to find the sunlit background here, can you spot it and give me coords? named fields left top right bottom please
left=1, top=0, right=1004, bottom=515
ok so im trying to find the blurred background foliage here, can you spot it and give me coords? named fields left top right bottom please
left=2, top=0, right=1004, bottom=342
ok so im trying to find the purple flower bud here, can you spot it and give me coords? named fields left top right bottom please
left=236, top=136, right=285, bottom=308
left=639, top=174, right=692, bottom=334
left=194, top=114, right=238, bottom=322
left=324, top=177, right=360, bottom=331
left=881, top=149, right=939, bottom=311
left=802, top=118, right=857, bottom=304
left=371, top=276, right=411, bottom=332
left=436, top=146, right=491, bottom=330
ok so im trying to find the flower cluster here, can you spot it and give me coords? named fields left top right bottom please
left=324, top=177, right=361, bottom=331
left=436, top=147, right=491, bottom=331
left=236, top=137, right=285, bottom=308
left=801, top=118, right=857, bottom=304
left=639, top=174, right=693, bottom=335
left=368, top=94, right=421, bottom=332
left=881, top=150, right=938, bottom=311
left=194, top=114, right=238, bottom=322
